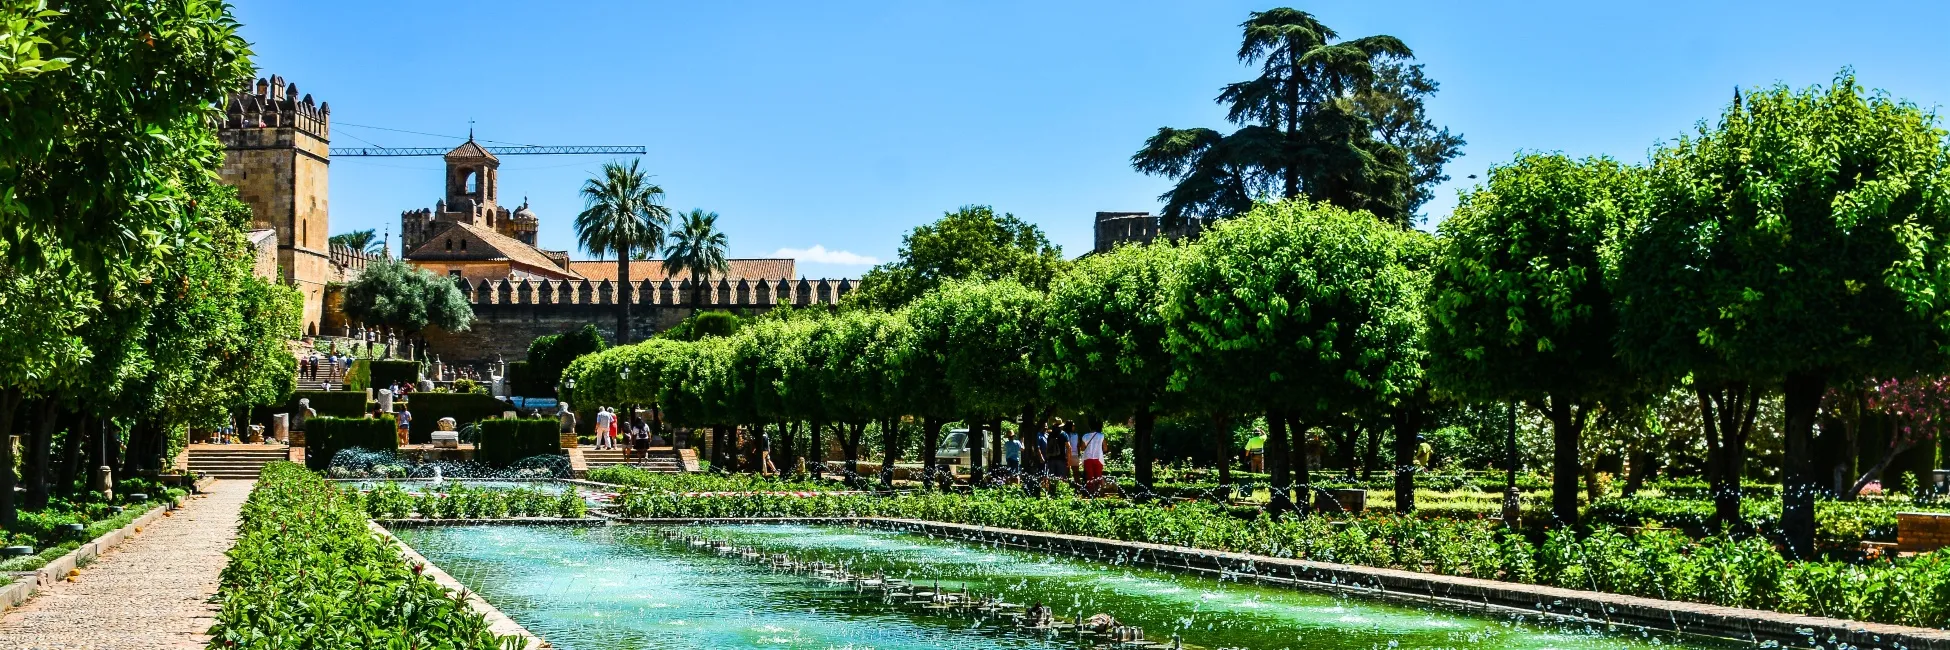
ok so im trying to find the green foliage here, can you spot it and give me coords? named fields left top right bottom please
left=304, top=416, right=398, bottom=470
left=519, top=323, right=609, bottom=397
left=1043, top=241, right=1185, bottom=418
left=1427, top=153, right=1638, bottom=404
left=207, top=463, right=517, bottom=647
left=1165, top=200, right=1427, bottom=418
left=908, top=279, right=1043, bottom=419
left=849, top=205, right=1066, bottom=310
left=339, top=258, right=474, bottom=335
left=662, top=208, right=729, bottom=306
left=475, top=418, right=563, bottom=467
left=328, top=229, right=383, bottom=255
left=348, top=482, right=581, bottom=520
left=656, top=310, right=745, bottom=341
left=401, top=391, right=508, bottom=443
left=353, top=360, right=419, bottom=392
left=1132, top=8, right=1455, bottom=225
left=586, top=465, right=833, bottom=492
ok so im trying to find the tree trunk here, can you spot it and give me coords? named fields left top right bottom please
left=24, top=399, right=58, bottom=510
left=1212, top=414, right=1231, bottom=487
left=617, top=242, right=632, bottom=345
left=1850, top=438, right=1916, bottom=498
left=842, top=422, right=864, bottom=478
left=1392, top=404, right=1420, bottom=514
left=56, top=412, right=87, bottom=497
left=0, top=388, right=20, bottom=528
left=1287, top=415, right=1312, bottom=516
left=1621, top=443, right=1654, bottom=498
left=921, top=417, right=942, bottom=488
left=810, top=420, right=823, bottom=478
left=968, top=420, right=986, bottom=485
left=1782, top=372, right=1825, bottom=559
left=1362, top=422, right=1384, bottom=481
left=779, top=421, right=798, bottom=475
left=878, top=418, right=901, bottom=488
left=1133, top=406, right=1156, bottom=493
left=1266, top=410, right=1292, bottom=513
left=1698, top=382, right=1760, bottom=528
left=1543, top=397, right=1587, bottom=528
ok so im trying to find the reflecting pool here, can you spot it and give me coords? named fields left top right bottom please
left=393, top=523, right=1741, bottom=650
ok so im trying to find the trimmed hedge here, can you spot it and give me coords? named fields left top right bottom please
left=400, top=392, right=510, bottom=444
left=285, top=390, right=367, bottom=419
left=504, top=360, right=547, bottom=398
left=346, top=358, right=421, bottom=392
left=476, top=418, right=562, bottom=467
left=207, top=463, right=513, bottom=647
left=306, top=416, right=398, bottom=469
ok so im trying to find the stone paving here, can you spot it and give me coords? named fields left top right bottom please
left=0, top=479, right=249, bottom=649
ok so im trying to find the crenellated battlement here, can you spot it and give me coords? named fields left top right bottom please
left=454, top=276, right=854, bottom=308
left=220, top=74, right=330, bottom=140
left=1093, top=211, right=1208, bottom=254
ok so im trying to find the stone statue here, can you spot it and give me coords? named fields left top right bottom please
left=376, top=388, right=393, bottom=414
left=292, top=398, right=313, bottom=432
left=437, top=416, right=457, bottom=431
left=558, top=402, right=576, bottom=433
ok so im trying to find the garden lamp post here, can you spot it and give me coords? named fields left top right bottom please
left=1502, top=401, right=1521, bottom=529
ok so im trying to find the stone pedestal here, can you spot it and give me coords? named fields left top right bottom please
left=559, top=433, right=579, bottom=449
left=270, top=414, right=288, bottom=444
left=431, top=430, right=460, bottom=449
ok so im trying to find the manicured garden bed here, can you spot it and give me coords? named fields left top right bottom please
left=205, top=462, right=516, bottom=648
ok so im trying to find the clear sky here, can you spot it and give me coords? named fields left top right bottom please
left=232, top=1, right=1950, bottom=278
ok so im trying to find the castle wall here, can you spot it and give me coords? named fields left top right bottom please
left=218, top=84, right=334, bottom=336
left=423, top=303, right=697, bottom=366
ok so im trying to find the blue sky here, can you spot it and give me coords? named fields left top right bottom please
left=233, top=1, right=1950, bottom=278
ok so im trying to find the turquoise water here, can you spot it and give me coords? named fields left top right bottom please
left=393, top=524, right=1740, bottom=650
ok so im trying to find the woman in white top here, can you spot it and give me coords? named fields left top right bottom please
left=1078, top=428, right=1107, bottom=497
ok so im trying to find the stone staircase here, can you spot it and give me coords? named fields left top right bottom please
left=185, top=445, right=288, bottom=480
left=583, top=447, right=684, bottom=473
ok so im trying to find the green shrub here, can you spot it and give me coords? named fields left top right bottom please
left=207, top=463, right=514, bottom=647
left=272, top=390, right=366, bottom=421
left=364, top=359, right=421, bottom=391
left=401, top=392, right=509, bottom=444
left=475, top=418, right=562, bottom=467
left=306, top=416, right=398, bottom=469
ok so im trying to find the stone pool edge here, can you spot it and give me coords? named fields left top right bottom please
left=612, top=515, right=1950, bottom=650
left=368, top=521, right=552, bottom=649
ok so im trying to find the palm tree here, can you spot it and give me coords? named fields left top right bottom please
left=663, top=209, right=729, bottom=308
left=329, top=229, right=384, bottom=254
left=575, top=160, right=671, bottom=345
left=1132, top=8, right=1429, bottom=226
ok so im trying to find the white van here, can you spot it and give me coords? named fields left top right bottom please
left=934, top=428, right=971, bottom=465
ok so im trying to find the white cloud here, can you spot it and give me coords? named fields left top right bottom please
left=770, top=245, right=879, bottom=266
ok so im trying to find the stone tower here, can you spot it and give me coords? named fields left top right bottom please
left=402, top=138, right=541, bottom=251
left=218, top=75, right=332, bottom=336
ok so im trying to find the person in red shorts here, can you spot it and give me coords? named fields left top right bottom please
left=1078, top=425, right=1107, bottom=497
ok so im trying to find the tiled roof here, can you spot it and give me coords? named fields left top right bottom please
left=403, top=222, right=580, bottom=279
left=566, top=259, right=796, bottom=283
left=444, top=139, right=496, bottom=160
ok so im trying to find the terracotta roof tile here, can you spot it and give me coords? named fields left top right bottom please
left=403, top=222, right=579, bottom=279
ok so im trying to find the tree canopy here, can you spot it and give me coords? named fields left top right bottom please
left=339, top=258, right=474, bottom=336
left=849, top=205, right=1066, bottom=310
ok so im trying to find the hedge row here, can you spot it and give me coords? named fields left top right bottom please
left=400, top=392, right=510, bottom=444
left=206, top=462, right=514, bottom=648
left=305, top=416, right=397, bottom=470
left=475, top=418, right=562, bottom=467
left=346, top=359, right=420, bottom=392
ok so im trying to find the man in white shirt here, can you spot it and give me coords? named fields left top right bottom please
left=594, top=406, right=615, bottom=450
left=1078, top=426, right=1107, bottom=497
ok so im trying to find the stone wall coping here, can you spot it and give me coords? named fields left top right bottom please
left=605, top=515, right=1950, bottom=650
left=368, top=521, right=550, bottom=649
left=1, top=492, right=185, bottom=614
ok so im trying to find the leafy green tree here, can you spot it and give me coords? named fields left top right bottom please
left=1617, top=76, right=1950, bottom=557
left=850, top=206, right=1066, bottom=310
left=527, top=323, right=608, bottom=396
left=907, top=279, right=1045, bottom=482
left=1426, top=153, right=1640, bottom=526
left=0, top=0, right=252, bottom=274
left=1043, top=241, right=1185, bottom=489
left=1133, top=8, right=1455, bottom=225
left=1166, top=200, right=1426, bottom=512
left=339, top=258, right=474, bottom=348
left=664, top=208, right=729, bottom=308
left=576, top=160, right=672, bottom=345
left=328, top=229, right=384, bottom=254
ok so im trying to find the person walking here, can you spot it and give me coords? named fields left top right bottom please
left=1062, top=422, right=1082, bottom=479
left=1245, top=427, right=1267, bottom=472
left=1003, top=432, right=1022, bottom=474
left=630, top=413, right=651, bottom=461
left=1042, top=427, right=1071, bottom=495
left=1079, top=426, right=1107, bottom=497
left=396, top=408, right=413, bottom=446
left=757, top=427, right=777, bottom=476
left=594, top=406, right=616, bottom=450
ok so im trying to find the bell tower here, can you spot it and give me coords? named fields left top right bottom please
left=443, top=136, right=500, bottom=218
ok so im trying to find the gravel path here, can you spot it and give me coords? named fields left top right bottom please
left=0, top=479, right=249, bottom=649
